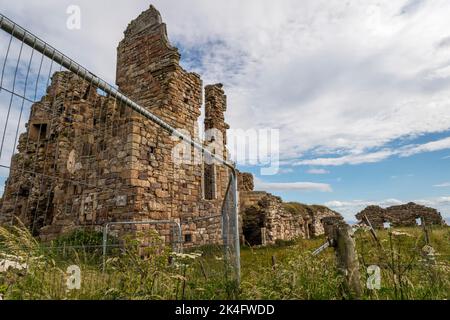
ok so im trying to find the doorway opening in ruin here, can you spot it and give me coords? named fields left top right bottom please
left=242, top=207, right=266, bottom=246
left=29, top=192, right=54, bottom=236
left=308, top=223, right=314, bottom=238
left=383, top=221, right=391, bottom=229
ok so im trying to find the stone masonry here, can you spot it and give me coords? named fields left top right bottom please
left=0, top=6, right=230, bottom=246
left=240, top=191, right=306, bottom=245
left=356, top=202, right=446, bottom=229
left=0, top=5, right=340, bottom=247
left=239, top=174, right=342, bottom=245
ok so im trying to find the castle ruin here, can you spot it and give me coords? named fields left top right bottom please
left=0, top=5, right=338, bottom=246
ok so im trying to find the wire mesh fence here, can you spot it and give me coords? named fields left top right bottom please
left=0, top=12, right=241, bottom=298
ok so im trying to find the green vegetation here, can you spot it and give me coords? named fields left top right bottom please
left=283, top=202, right=339, bottom=217
left=283, top=202, right=311, bottom=216
left=0, top=223, right=448, bottom=300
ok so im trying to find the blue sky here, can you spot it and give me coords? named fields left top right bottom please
left=240, top=137, right=450, bottom=222
left=1, top=0, right=450, bottom=222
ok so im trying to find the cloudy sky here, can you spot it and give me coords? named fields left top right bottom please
left=1, top=0, right=450, bottom=222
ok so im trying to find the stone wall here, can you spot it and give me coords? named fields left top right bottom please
left=240, top=191, right=306, bottom=245
left=282, top=202, right=341, bottom=238
left=356, top=202, right=446, bottom=229
left=0, top=6, right=234, bottom=246
left=0, top=5, right=341, bottom=248
left=237, top=172, right=254, bottom=192
left=0, top=72, right=135, bottom=239
left=238, top=173, right=341, bottom=245
left=307, top=205, right=341, bottom=236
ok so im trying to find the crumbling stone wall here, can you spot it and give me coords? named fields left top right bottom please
left=0, top=72, right=135, bottom=239
left=240, top=191, right=306, bottom=245
left=237, top=172, right=254, bottom=192
left=114, top=6, right=238, bottom=246
left=307, top=205, right=341, bottom=237
left=203, top=84, right=230, bottom=202
left=0, top=6, right=234, bottom=246
left=238, top=173, right=341, bottom=245
left=356, top=202, right=446, bottom=229
left=0, top=5, right=339, bottom=247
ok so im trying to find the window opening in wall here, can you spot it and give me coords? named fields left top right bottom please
left=30, top=123, right=48, bottom=140
left=203, top=163, right=216, bottom=200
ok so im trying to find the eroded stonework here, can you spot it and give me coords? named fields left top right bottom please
left=356, top=202, right=446, bottom=229
left=0, top=6, right=229, bottom=246
left=0, top=5, right=340, bottom=246
left=239, top=175, right=342, bottom=245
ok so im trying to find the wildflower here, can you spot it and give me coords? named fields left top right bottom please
left=421, top=245, right=436, bottom=257
left=171, top=252, right=201, bottom=260
left=0, top=257, right=28, bottom=273
left=390, top=231, right=412, bottom=237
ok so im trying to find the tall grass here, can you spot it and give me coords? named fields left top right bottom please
left=355, top=226, right=450, bottom=300
left=0, top=223, right=449, bottom=300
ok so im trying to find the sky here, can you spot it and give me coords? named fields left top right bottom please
left=1, top=0, right=450, bottom=223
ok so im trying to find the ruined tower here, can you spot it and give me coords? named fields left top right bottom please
left=0, top=5, right=234, bottom=245
left=203, top=84, right=230, bottom=201
left=0, top=5, right=327, bottom=246
left=116, top=5, right=202, bottom=136
left=114, top=5, right=232, bottom=244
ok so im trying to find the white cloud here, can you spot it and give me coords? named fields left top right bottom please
left=294, top=136, right=450, bottom=167
left=433, top=182, right=450, bottom=188
left=278, top=168, right=294, bottom=174
left=325, top=196, right=450, bottom=222
left=325, top=198, right=403, bottom=209
left=295, top=150, right=394, bottom=166
left=399, top=136, right=450, bottom=157
left=399, top=0, right=426, bottom=15
left=1, top=0, right=450, bottom=167
left=254, top=177, right=332, bottom=193
left=307, top=168, right=330, bottom=175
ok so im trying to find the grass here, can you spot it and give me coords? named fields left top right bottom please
left=0, top=223, right=449, bottom=300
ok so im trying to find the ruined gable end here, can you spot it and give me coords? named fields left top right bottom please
left=124, top=5, right=163, bottom=37
left=116, top=5, right=201, bottom=134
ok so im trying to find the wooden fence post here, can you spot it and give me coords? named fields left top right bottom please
left=420, top=217, right=430, bottom=245
left=323, top=217, right=363, bottom=299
